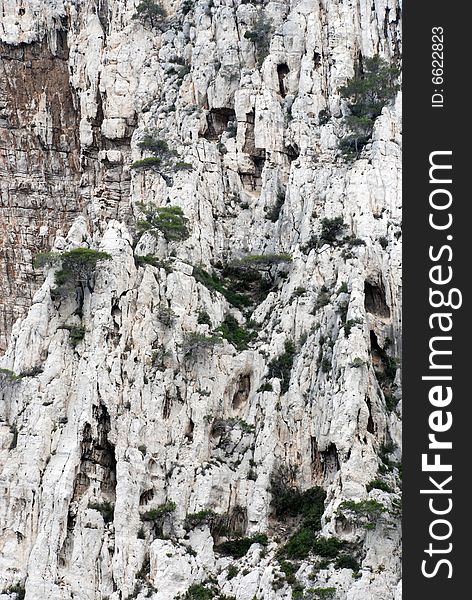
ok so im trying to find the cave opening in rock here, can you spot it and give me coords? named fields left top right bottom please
left=277, top=63, right=289, bottom=97
left=203, top=107, right=237, bottom=140
left=364, top=280, right=391, bottom=317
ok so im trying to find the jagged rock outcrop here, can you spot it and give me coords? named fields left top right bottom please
left=0, top=1, right=402, bottom=599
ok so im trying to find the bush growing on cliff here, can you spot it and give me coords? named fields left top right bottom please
left=133, top=0, right=167, bottom=28
left=339, top=55, right=400, bottom=159
left=337, top=499, right=386, bottom=529
left=136, top=204, right=189, bottom=242
left=34, top=248, right=112, bottom=295
left=217, top=533, right=268, bottom=558
left=217, top=314, right=256, bottom=350
left=141, top=501, right=176, bottom=521
left=182, top=332, right=223, bottom=356
left=267, top=339, right=296, bottom=393
left=5, top=584, right=25, bottom=600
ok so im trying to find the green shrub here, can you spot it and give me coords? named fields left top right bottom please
left=217, top=315, right=255, bottom=350
left=131, top=156, right=162, bottom=170
left=175, top=161, right=193, bottom=171
left=258, top=382, right=273, bottom=392
left=268, top=339, right=296, bottom=393
left=134, top=254, right=169, bottom=270
left=271, top=472, right=327, bottom=559
left=378, top=236, right=389, bottom=249
left=35, top=248, right=111, bottom=296
left=320, top=217, right=346, bottom=246
left=234, top=253, right=292, bottom=274
left=336, top=554, right=360, bottom=571
left=344, top=318, right=362, bottom=337
left=89, top=500, right=114, bottom=523
left=366, top=478, right=393, bottom=493
left=136, top=204, right=189, bottom=242
left=182, top=332, right=222, bottom=356
left=133, top=0, right=167, bottom=28
left=142, top=501, right=176, bottom=521
left=321, top=357, right=331, bottom=373
left=278, top=559, right=297, bottom=585
left=156, top=306, right=176, bottom=326
left=339, top=56, right=400, bottom=159
left=307, top=588, right=336, bottom=600
left=197, top=310, right=212, bottom=325
left=314, top=285, right=330, bottom=309
left=179, top=584, right=216, bottom=600
left=0, top=368, right=22, bottom=382
left=6, top=584, right=26, bottom=600
left=64, top=325, right=86, bottom=347
left=137, top=136, right=170, bottom=155
left=184, top=509, right=218, bottom=530
left=193, top=265, right=251, bottom=309
left=227, top=565, right=239, bottom=580
left=217, top=533, right=268, bottom=558
left=338, top=499, right=385, bottom=528
left=282, top=532, right=342, bottom=561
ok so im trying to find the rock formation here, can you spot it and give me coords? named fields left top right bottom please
left=0, top=1, right=402, bottom=598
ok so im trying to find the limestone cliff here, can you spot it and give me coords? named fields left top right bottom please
left=0, top=1, right=402, bottom=599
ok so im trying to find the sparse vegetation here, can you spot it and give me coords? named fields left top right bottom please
left=136, top=204, right=189, bottom=242
left=305, top=587, right=336, bottom=600
left=182, top=332, right=223, bottom=356
left=318, top=109, right=331, bottom=126
left=184, top=509, right=218, bottom=530
left=135, top=254, right=171, bottom=270
left=338, top=499, right=386, bottom=528
left=314, top=285, right=330, bottom=310
left=34, top=248, right=111, bottom=297
left=271, top=468, right=327, bottom=559
left=131, top=156, right=162, bottom=170
left=197, top=310, right=212, bottom=326
left=267, top=339, right=296, bottom=393
left=344, top=318, right=362, bottom=337
left=366, top=478, right=394, bottom=493
left=5, top=584, right=26, bottom=600
left=0, top=368, right=22, bottom=382
left=133, top=0, right=167, bottom=28
left=227, top=565, right=239, bottom=580
left=193, top=265, right=250, bottom=309
left=193, top=253, right=290, bottom=310
left=339, top=55, right=400, bottom=159
left=320, top=217, right=346, bottom=246
left=156, top=306, right=176, bottom=327
left=217, top=533, right=268, bottom=558
left=141, top=501, right=176, bottom=521
left=217, top=315, right=256, bottom=350
left=60, top=325, right=86, bottom=347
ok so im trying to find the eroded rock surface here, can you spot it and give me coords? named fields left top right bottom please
left=0, top=1, right=402, bottom=599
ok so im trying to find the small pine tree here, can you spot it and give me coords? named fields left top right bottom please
left=34, top=248, right=111, bottom=295
left=339, top=55, right=400, bottom=158
left=133, top=0, right=167, bottom=28
left=136, top=204, right=189, bottom=242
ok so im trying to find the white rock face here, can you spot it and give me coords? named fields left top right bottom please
left=0, top=0, right=401, bottom=599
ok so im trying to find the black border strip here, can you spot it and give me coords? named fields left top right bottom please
left=404, top=4, right=469, bottom=596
